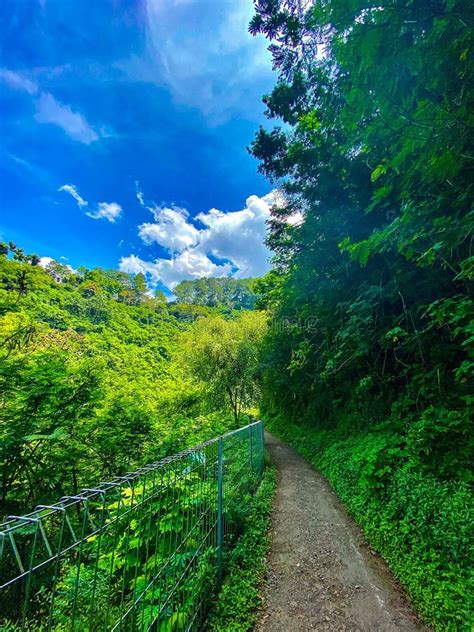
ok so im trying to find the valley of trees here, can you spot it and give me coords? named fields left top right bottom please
left=173, top=277, right=258, bottom=311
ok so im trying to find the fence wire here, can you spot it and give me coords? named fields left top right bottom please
left=0, top=420, right=265, bottom=631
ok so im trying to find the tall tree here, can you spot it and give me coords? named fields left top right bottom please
left=180, top=312, right=267, bottom=426
left=249, top=2, right=473, bottom=626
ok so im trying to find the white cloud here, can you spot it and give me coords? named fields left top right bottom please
left=59, top=184, right=122, bottom=223
left=263, top=189, right=304, bottom=226
left=87, top=202, right=122, bottom=223
left=1, top=68, right=112, bottom=145
left=58, top=184, right=88, bottom=208
left=134, top=181, right=199, bottom=251
left=39, top=256, right=55, bottom=268
left=135, top=181, right=146, bottom=206
left=0, top=69, right=38, bottom=94
left=139, top=206, right=200, bottom=252
left=35, top=93, right=99, bottom=144
left=286, top=210, right=304, bottom=226
left=5, top=152, right=51, bottom=183
left=120, top=250, right=233, bottom=290
left=119, top=190, right=277, bottom=290
left=195, top=194, right=271, bottom=278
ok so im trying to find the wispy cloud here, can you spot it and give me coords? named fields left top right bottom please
left=35, top=93, right=99, bottom=144
left=58, top=184, right=88, bottom=207
left=117, top=0, right=273, bottom=123
left=86, top=202, right=122, bottom=222
left=4, top=152, right=51, bottom=183
left=135, top=180, right=145, bottom=206
left=59, top=184, right=122, bottom=222
left=0, top=68, right=38, bottom=94
left=1, top=67, right=103, bottom=144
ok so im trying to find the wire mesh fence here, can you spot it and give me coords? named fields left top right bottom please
left=0, top=420, right=265, bottom=631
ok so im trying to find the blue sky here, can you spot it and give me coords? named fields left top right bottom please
left=0, top=0, right=278, bottom=290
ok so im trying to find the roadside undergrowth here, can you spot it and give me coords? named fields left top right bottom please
left=206, top=459, right=276, bottom=631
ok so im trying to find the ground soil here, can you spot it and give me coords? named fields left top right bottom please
left=255, top=433, right=429, bottom=632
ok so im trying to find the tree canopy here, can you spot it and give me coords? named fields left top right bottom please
left=179, top=311, right=266, bottom=427
left=250, top=0, right=473, bottom=481
left=173, top=277, right=259, bottom=311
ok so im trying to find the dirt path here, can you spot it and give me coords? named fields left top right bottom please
left=256, top=433, right=428, bottom=632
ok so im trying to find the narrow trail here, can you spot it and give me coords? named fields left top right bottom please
left=255, top=433, right=428, bottom=632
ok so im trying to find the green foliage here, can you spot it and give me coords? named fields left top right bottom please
left=178, top=312, right=267, bottom=427
left=173, top=277, right=258, bottom=311
left=0, top=246, right=271, bottom=629
left=250, top=0, right=473, bottom=628
left=0, top=416, right=265, bottom=630
left=0, top=253, right=237, bottom=516
left=207, top=462, right=276, bottom=631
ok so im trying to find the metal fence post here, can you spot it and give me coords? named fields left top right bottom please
left=217, top=437, right=224, bottom=588
left=249, top=425, right=254, bottom=480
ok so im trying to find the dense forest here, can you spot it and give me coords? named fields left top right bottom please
left=0, top=246, right=264, bottom=518
left=249, top=0, right=473, bottom=629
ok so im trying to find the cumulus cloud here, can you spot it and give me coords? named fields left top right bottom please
left=120, top=250, right=233, bottom=291
left=196, top=194, right=272, bottom=278
left=119, top=191, right=278, bottom=290
left=39, top=256, right=77, bottom=275
left=39, top=256, right=55, bottom=268
left=286, top=210, right=304, bottom=226
left=134, top=181, right=199, bottom=252
left=139, top=206, right=200, bottom=252
left=35, top=93, right=99, bottom=144
left=59, top=184, right=122, bottom=222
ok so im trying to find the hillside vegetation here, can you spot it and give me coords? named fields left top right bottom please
left=249, top=0, right=473, bottom=629
left=0, top=249, right=264, bottom=517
